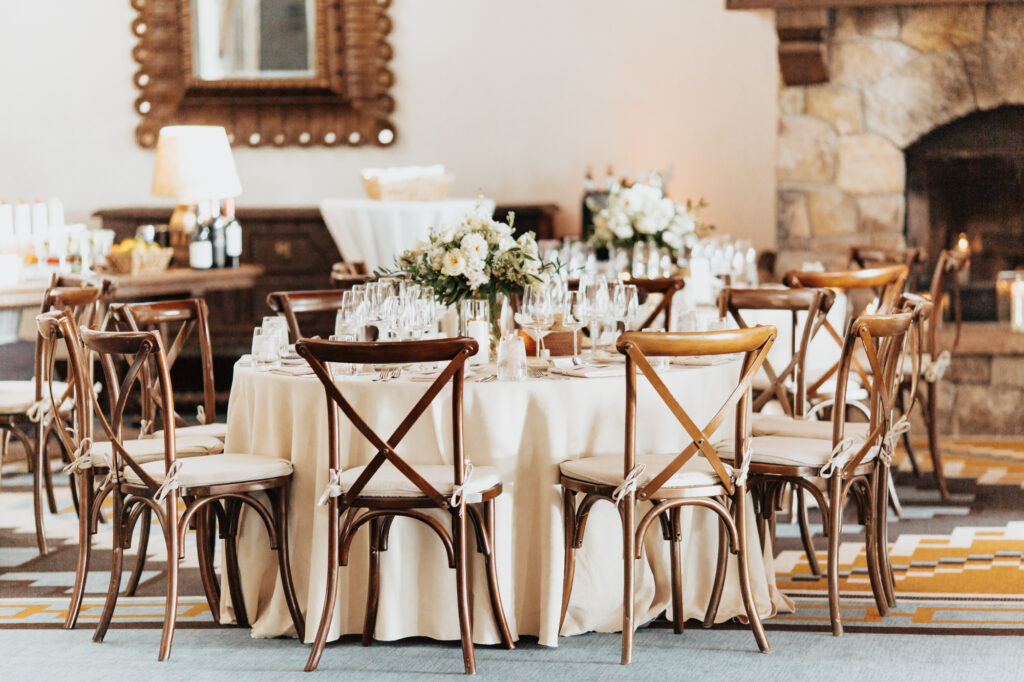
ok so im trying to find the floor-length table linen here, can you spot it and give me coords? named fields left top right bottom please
left=319, top=198, right=494, bottom=271
left=222, top=361, right=794, bottom=646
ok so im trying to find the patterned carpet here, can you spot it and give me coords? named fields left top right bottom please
left=1, top=436, right=1022, bottom=635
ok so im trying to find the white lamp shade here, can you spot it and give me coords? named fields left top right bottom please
left=151, top=125, right=242, bottom=201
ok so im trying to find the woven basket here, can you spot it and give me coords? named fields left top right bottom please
left=106, top=247, right=173, bottom=275
left=361, top=174, right=454, bottom=201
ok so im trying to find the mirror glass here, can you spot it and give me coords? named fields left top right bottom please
left=192, top=0, right=316, bottom=81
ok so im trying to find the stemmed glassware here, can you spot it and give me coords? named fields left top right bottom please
left=583, top=277, right=611, bottom=360
left=562, top=291, right=588, bottom=365
left=515, top=284, right=555, bottom=361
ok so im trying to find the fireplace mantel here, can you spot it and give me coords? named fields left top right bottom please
left=727, top=0, right=1024, bottom=85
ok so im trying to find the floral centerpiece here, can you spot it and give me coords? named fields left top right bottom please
left=587, top=173, right=708, bottom=256
left=388, top=203, right=557, bottom=338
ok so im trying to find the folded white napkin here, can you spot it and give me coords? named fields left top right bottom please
left=269, top=365, right=316, bottom=377
left=549, top=364, right=623, bottom=379
left=671, top=356, right=738, bottom=367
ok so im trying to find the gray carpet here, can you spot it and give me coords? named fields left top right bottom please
left=1, top=627, right=1020, bottom=680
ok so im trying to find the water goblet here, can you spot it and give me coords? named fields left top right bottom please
left=251, top=327, right=280, bottom=370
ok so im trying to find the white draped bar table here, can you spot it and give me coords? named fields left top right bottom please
left=222, top=360, right=793, bottom=646
left=320, top=198, right=495, bottom=271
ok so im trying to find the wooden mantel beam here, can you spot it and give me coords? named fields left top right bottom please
left=728, top=0, right=1020, bottom=8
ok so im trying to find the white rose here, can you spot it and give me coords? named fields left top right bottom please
left=460, top=232, right=488, bottom=262
left=662, top=231, right=683, bottom=249
left=497, top=235, right=517, bottom=253
left=442, top=248, right=467, bottom=277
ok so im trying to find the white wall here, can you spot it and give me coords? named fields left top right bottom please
left=0, top=0, right=778, bottom=246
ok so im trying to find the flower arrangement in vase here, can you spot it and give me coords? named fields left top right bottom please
left=587, top=172, right=709, bottom=258
left=387, top=203, right=558, bottom=338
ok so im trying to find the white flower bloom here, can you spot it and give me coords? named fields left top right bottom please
left=497, top=235, right=517, bottom=253
left=460, top=232, right=488, bottom=261
left=442, top=248, right=467, bottom=277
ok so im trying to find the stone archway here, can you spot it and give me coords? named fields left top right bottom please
left=776, top=3, right=1024, bottom=268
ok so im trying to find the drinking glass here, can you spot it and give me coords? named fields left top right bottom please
left=584, top=277, right=610, bottom=358
left=261, top=316, right=289, bottom=355
left=497, top=335, right=527, bottom=381
left=515, top=285, right=554, bottom=360
left=562, top=291, right=588, bottom=364
left=328, top=333, right=357, bottom=375
left=251, top=327, right=279, bottom=370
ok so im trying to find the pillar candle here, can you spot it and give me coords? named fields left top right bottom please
left=466, top=319, right=490, bottom=365
left=0, top=204, right=13, bottom=244
left=1011, top=280, right=1024, bottom=332
left=30, top=200, right=48, bottom=237
left=13, top=202, right=31, bottom=241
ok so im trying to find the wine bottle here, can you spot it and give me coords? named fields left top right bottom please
left=210, top=200, right=226, bottom=268
left=583, top=165, right=595, bottom=193
left=223, top=198, right=242, bottom=268
left=189, top=200, right=214, bottom=270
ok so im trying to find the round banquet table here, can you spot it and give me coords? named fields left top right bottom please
left=221, top=360, right=794, bottom=646
left=319, top=198, right=495, bottom=271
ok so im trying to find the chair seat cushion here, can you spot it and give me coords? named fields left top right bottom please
left=811, top=377, right=869, bottom=401
left=337, top=463, right=502, bottom=500
left=0, top=380, right=71, bottom=415
left=560, top=453, right=723, bottom=490
left=721, top=436, right=879, bottom=470
left=149, top=422, right=228, bottom=441
left=90, top=435, right=225, bottom=467
left=125, top=453, right=293, bottom=489
left=751, top=414, right=870, bottom=440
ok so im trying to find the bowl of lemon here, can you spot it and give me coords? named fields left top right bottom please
left=106, top=238, right=174, bottom=275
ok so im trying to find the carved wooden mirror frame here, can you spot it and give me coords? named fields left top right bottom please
left=130, top=0, right=396, bottom=148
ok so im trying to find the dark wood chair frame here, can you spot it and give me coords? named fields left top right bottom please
left=849, top=246, right=924, bottom=285
left=296, top=336, right=514, bottom=674
left=559, top=327, right=776, bottom=665
left=707, top=312, right=914, bottom=637
left=267, top=289, right=349, bottom=342
left=1, top=277, right=109, bottom=555
left=898, top=250, right=967, bottom=500
left=67, top=323, right=302, bottom=660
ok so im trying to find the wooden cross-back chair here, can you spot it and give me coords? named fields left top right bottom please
left=718, top=287, right=836, bottom=417
left=296, top=336, right=514, bottom=675
left=627, top=277, right=685, bottom=330
left=111, top=298, right=224, bottom=441
left=266, top=289, right=347, bottom=342
left=783, top=265, right=908, bottom=410
left=849, top=245, right=924, bottom=284
left=707, top=311, right=914, bottom=637
left=72, top=324, right=301, bottom=661
left=900, top=249, right=968, bottom=500
left=330, top=261, right=372, bottom=289
left=558, top=326, right=777, bottom=664
left=0, top=276, right=109, bottom=555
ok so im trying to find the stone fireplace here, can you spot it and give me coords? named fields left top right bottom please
left=775, top=3, right=1024, bottom=277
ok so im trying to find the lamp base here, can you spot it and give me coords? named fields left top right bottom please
left=168, top=202, right=196, bottom=266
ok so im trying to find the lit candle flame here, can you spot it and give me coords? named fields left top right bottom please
left=956, top=232, right=970, bottom=252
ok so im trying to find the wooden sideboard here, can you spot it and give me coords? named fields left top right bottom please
left=94, top=203, right=559, bottom=350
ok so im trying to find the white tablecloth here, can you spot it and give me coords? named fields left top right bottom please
left=222, top=362, right=793, bottom=646
left=319, top=198, right=495, bottom=271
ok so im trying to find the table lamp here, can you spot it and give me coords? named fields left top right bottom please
left=151, top=125, right=242, bottom=263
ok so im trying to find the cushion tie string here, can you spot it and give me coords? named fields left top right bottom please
left=881, top=416, right=912, bottom=465
left=139, top=419, right=152, bottom=437
left=450, top=462, right=475, bottom=510
left=922, top=350, right=951, bottom=383
left=196, top=405, right=206, bottom=424
left=153, top=460, right=184, bottom=502
left=61, top=438, right=95, bottom=475
left=317, top=469, right=343, bottom=507
left=732, top=444, right=752, bottom=487
left=612, top=463, right=647, bottom=504
left=819, top=437, right=857, bottom=479
left=26, top=399, right=51, bottom=425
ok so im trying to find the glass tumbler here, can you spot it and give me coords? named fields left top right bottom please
left=497, top=335, right=527, bottom=381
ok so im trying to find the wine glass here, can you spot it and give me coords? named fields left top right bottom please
left=584, top=277, right=610, bottom=359
left=562, top=290, right=588, bottom=365
left=515, top=285, right=554, bottom=361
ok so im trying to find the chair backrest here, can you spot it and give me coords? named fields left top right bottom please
left=627, top=277, right=685, bottom=331
left=718, top=287, right=836, bottom=417
left=615, top=326, right=776, bottom=501
left=332, top=261, right=369, bottom=276
left=112, top=298, right=216, bottom=430
left=925, top=249, right=969, bottom=357
left=828, top=311, right=914, bottom=476
left=849, top=246, right=923, bottom=283
left=267, top=289, right=347, bottom=341
left=35, top=310, right=92, bottom=467
left=783, top=265, right=908, bottom=394
left=296, top=337, right=477, bottom=510
left=39, top=310, right=178, bottom=495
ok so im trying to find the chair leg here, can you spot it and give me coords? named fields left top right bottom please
left=452, top=508, right=476, bottom=675
left=16, top=424, right=49, bottom=555
left=223, top=500, right=249, bottom=628
left=305, top=500, right=341, bottom=672
left=124, top=506, right=152, bottom=597
left=926, top=382, right=950, bottom=501
left=734, top=487, right=771, bottom=653
left=362, top=517, right=382, bottom=647
left=273, top=487, right=304, bottom=642
left=559, top=489, right=577, bottom=632
left=480, top=500, right=514, bottom=648
left=158, top=499, right=180, bottom=661
left=65, top=471, right=94, bottom=629
left=877, top=466, right=897, bottom=609
left=193, top=505, right=220, bottom=620
left=861, top=483, right=889, bottom=617
left=702, top=513, right=729, bottom=628
left=41, top=426, right=58, bottom=514
left=668, top=507, right=684, bottom=634
left=887, top=475, right=904, bottom=520
left=93, top=492, right=125, bottom=643
left=619, top=497, right=636, bottom=666
left=897, top=388, right=921, bottom=477
left=796, top=486, right=822, bottom=576
left=826, top=478, right=844, bottom=637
